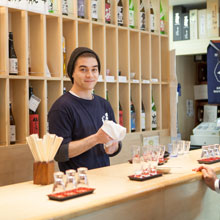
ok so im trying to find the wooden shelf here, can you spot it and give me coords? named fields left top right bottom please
left=169, top=0, right=220, bottom=55
left=0, top=0, right=171, bottom=147
left=170, top=38, right=220, bottom=56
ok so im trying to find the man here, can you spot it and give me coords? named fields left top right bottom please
left=194, top=165, right=220, bottom=193
left=48, top=47, right=121, bottom=172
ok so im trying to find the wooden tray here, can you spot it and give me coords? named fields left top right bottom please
left=198, top=158, right=220, bottom=164
left=128, top=173, right=162, bottom=181
left=48, top=187, right=95, bottom=201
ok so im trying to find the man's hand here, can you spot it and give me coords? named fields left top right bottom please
left=194, top=165, right=217, bottom=191
left=95, top=128, right=113, bottom=144
left=104, top=141, right=119, bottom=155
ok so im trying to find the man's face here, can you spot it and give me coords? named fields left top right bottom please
left=72, top=56, right=99, bottom=91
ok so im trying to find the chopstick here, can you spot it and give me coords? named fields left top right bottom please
left=26, top=133, right=63, bottom=162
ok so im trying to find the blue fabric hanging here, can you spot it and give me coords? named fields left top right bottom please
left=207, top=41, right=220, bottom=104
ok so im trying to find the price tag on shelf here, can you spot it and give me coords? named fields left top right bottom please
left=106, top=76, right=115, bottom=82
left=98, top=75, right=103, bottom=82
left=118, top=76, right=127, bottom=82
left=151, top=78, right=158, bottom=82
left=142, top=80, right=150, bottom=84
left=132, top=79, right=139, bottom=83
left=29, top=95, right=41, bottom=113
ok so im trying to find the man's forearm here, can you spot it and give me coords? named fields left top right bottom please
left=68, top=133, right=99, bottom=158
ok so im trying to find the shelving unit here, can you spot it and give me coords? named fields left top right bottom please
left=169, top=0, right=220, bottom=55
left=0, top=0, right=170, bottom=149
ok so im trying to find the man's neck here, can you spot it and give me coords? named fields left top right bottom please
left=70, top=88, right=93, bottom=100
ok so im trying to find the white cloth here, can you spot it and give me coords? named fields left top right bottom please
left=101, top=120, right=126, bottom=145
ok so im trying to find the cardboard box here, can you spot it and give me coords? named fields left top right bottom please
left=194, top=84, right=208, bottom=100
left=198, top=9, right=207, bottom=39
left=181, top=12, right=190, bottom=40
left=207, top=0, right=220, bottom=37
left=190, top=9, right=198, bottom=40
left=173, top=6, right=186, bottom=41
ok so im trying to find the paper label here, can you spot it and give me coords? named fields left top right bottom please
left=105, top=3, right=111, bottom=22
left=9, top=58, right=18, bottom=74
left=10, top=125, right=16, bottom=142
left=140, top=12, right=146, bottom=30
left=141, top=112, right=146, bottom=130
left=29, top=95, right=41, bottom=112
left=150, top=14, right=155, bottom=31
left=152, top=110, right=157, bottom=129
left=117, top=6, right=123, bottom=25
left=91, top=0, right=98, bottom=19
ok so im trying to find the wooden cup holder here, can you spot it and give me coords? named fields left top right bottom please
left=33, top=161, right=54, bottom=185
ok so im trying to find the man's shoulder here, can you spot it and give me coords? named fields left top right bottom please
left=49, top=92, right=73, bottom=112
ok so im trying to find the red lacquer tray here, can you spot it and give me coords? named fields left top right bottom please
left=198, top=157, right=220, bottom=164
left=128, top=173, right=162, bottom=181
left=48, top=187, right=95, bottom=201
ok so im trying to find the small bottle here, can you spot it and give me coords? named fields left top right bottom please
left=91, top=0, right=98, bottom=21
left=62, top=0, right=68, bottom=16
left=152, top=96, right=157, bottom=130
left=129, top=0, right=135, bottom=28
left=139, top=0, right=146, bottom=31
left=28, top=44, right=31, bottom=74
left=29, top=86, right=39, bottom=136
left=9, top=32, right=18, bottom=75
left=141, top=101, right=146, bottom=131
left=117, top=0, right=123, bottom=26
left=78, top=0, right=85, bottom=18
left=150, top=1, right=155, bottom=32
left=119, top=101, right=123, bottom=126
left=62, top=36, right=67, bottom=77
left=105, top=0, right=111, bottom=24
left=130, top=98, right=136, bottom=132
left=9, top=102, right=16, bottom=145
left=160, top=0, right=165, bottom=34
left=63, top=87, right=67, bottom=94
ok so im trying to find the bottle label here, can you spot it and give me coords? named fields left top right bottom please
left=78, top=0, right=85, bottom=17
left=48, top=0, right=54, bottom=13
left=129, top=10, right=134, bottom=27
left=105, top=3, right=111, bottom=23
left=140, top=12, right=145, bottom=30
left=131, top=112, right=136, bottom=131
left=119, top=110, right=123, bottom=126
left=62, top=0, right=68, bottom=15
left=10, top=125, right=16, bottom=143
left=9, top=58, right=18, bottom=74
left=117, top=6, right=123, bottom=25
left=141, top=112, right=146, bottom=130
left=29, top=114, right=39, bottom=136
left=91, top=0, right=98, bottom=19
left=150, top=14, right=155, bottom=31
left=152, top=110, right=157, bottom=129
left=160, top=19, right=165, bottom=33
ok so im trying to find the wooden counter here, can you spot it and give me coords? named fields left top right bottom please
left=1, top=149, right=220, bottom=220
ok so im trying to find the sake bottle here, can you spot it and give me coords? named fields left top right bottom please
left=150, top=1, right=155, bottom=32
left=152, top=96, right=157, bottom=130
left=117, top=0, right=123, bottom=26
left=129, top=0, right=135, bottom=28
left=140, top=0, right=146, bottom=31
left=160, top=0, right=165, bottom=34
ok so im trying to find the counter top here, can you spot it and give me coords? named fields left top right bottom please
left=0, top=149, right=219, bottom=220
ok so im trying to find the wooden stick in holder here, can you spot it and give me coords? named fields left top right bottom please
left=33, top=161, right=54, bottom=185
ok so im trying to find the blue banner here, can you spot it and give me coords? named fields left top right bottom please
left=207, top=41, right=220, bottom=104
